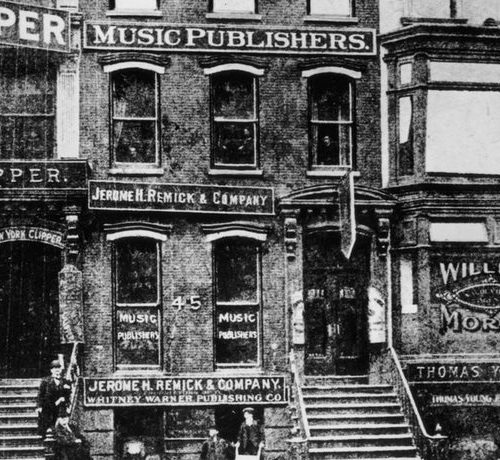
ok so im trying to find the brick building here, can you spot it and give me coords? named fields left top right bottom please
left=0, top=0, right=444, bottom=459
left=381, top=0, right=500, bottom=458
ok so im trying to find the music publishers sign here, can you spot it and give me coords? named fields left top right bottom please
left=0, top=1, right=70, bottom=52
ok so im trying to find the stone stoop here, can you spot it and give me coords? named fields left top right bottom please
left=303, top=375, right=421, bottom=460
left=0, top=380, right=44, bottom=460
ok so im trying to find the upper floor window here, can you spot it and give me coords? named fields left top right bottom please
left=211, top=0, right=256, bottom=13
left=211, top=70, right=259, bottom=169
left=214, top=238, right=261, bottom=367
left=0, top=51, right=55, bottom=159
left=111, top=0, right=158, bottom=10
left=309, top=0, right=352, bottom=16
left=309, top=73, right=354, bottom=167
left=398, top=96, right=414, bottom=175
left=111, top=67, right=160, bottom=165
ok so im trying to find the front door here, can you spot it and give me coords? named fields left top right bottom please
left=0, top=242, right=61, bottom=378
left=304, top=231, right=369, bottom=375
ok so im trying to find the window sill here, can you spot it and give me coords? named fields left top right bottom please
left=304, top=15, right=358, bottom=24
left=106, top=9, right=163, bottom=17
left=109, top=166, right=164, bottom=176
left=205, top=12, right=262, bottom=21
left=209, top=168, right=263, bottom=177
left=307, top=169, right=360, bottom=178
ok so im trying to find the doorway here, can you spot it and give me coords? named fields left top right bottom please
left=0, top=242, right=61, bottom=378
left=303, top=231, right=370, bottom=375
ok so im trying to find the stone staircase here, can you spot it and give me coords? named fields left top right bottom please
left=0, top=379, right=44, bottom=460
left=301, top=375, right=420, bottom=460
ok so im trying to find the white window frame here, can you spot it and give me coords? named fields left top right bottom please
left=309, top=0, right=353, bottom=16
left=211, top=0, right=255, bottom=14
left=303, top=67, right=360, bottom=169
left=104, top=62, right=164, bottom=167
left=110, top=234, right=163, bottom=371
left=206, top=64, right=264, bottom=170
left=212, top=236, right=263, bottom=369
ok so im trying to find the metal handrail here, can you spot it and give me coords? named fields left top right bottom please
left=388, top=346, right=448, bottom=460
left=290, top=352, right=310, bottom=440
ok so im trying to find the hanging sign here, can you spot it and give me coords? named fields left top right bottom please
left=0, top=1, right=70, bottom=52
left=84, top=22, right=376, bottom=55
left=89, top=180, right=274, bottom=215
left=84, top=375, right=289, bottom=406
left=407, top=362, right=500, bottom=383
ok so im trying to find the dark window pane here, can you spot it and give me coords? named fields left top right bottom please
left=311, top=75, right=350, bottom=121
left=114, top=121, right=156, bottom=163
left=215, top=240, right=257, bottom=303
left=214, top=122, right=255, bottom=165
left=216, top=304, right=258, bottom=364
left=113, top=69, right=155, bottom=118
left=312, top=124, right=351, bottom=166
left=116, top=307, right=160, bottom=366
left=116, top=239, right=158, bottom=304
left=0, top=117, right=54, bottom=159
left=213, top=72, right=254, bottom=119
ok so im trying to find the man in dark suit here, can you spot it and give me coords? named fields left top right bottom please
left=236, top=408, right=265, bottom=457
left=36, top=360, right=69, bottom=436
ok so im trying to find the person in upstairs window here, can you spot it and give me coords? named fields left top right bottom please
left=200, top=426, right=231, bottom=460
left=317, top=134, right=339, bottom=165
left=236, top=408, right=264, bottom=458
left=36, top=360, right=70, bottom=436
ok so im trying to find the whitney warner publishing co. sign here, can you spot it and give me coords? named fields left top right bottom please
left=84, top=22, right=376, bottom=56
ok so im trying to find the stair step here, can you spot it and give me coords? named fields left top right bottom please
left=309, top=445, right=418, bottom=459
left=0, top=435, right=43, bottom=448
left=303, top=394, right=398, bottom=403
left=311, top=434, right=413, bottom=441
left=306, top=403, right=402, bottom=416
left=309, top=423, right=410, bottom=436
left=305, top=375, right=369, bottom=386
left=303, top=385, right=393, bottom=393
left=309, top=433, right=414, bottom=449
left=308, top=413, right=406, bottom=426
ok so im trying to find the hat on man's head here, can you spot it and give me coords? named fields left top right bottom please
left=243, top=407, right=254, bottom=414
left=50, top=360, right=62, bottom=369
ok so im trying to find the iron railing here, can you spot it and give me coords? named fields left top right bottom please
left=387, top=347, right=449, bottom=460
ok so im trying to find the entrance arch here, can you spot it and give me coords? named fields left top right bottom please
left=0, top=242, right=61, bottom=378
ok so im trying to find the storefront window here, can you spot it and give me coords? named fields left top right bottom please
left=111, top=69, right=159, bottom=165
left=0, top=50, right=55, bottom=159
left=212, top=71, right=258, bottom=168
left=309, top=0, right=352, bottom=16
left=309, top=74, right=353, bottom=167
left=214, top=239, right=260, bottom=366
left=114, top=238, right=161, bottom=368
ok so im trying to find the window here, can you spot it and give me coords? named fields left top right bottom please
left=212, top=71, right=258, bottom=169
left=0, top=50, right=55, bottom=159
left=111, top=0, right=157, bottom=10
left=309, top=0, right=352, bottom=16
left=309, top=74, right=354, bottom=167
left=114, top=238, right=161, bottom=368
left=214, top=239, right=260, bottom=366
left=111, top=68, right=159, bottom=165
left=211, top=0, right=255, bottom=13
left=398, top=96, right=414, bottom=175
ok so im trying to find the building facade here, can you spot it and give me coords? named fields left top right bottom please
left=0, top=0, right=397, bottom=459
left=381, top=0, right=500, bottom=458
